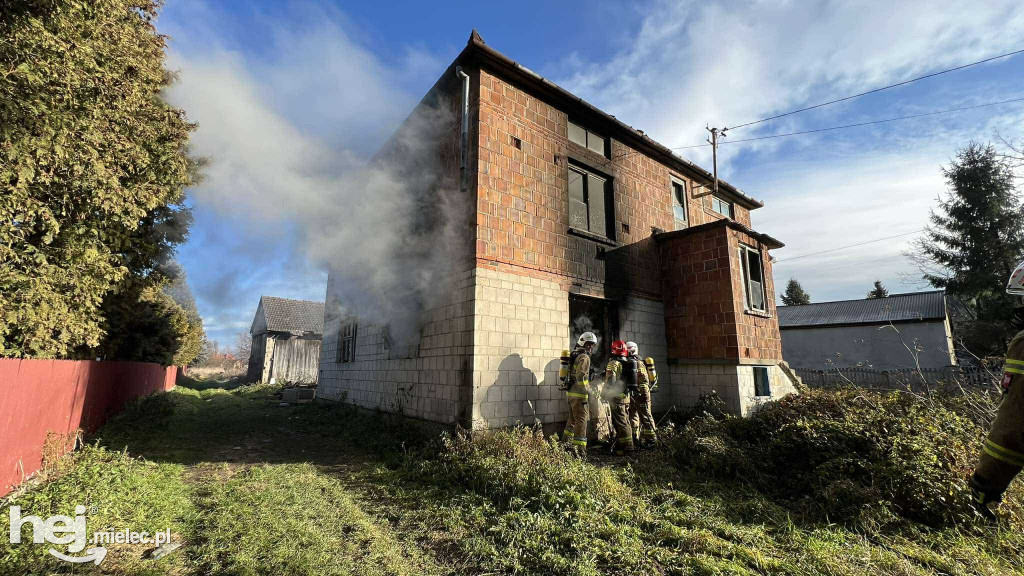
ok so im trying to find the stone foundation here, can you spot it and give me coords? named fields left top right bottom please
left=668, top=361, right=797, bottom=416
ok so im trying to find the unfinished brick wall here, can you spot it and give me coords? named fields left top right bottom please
left=728, top=229, right=783, bottom=361
left=320, top=54, right=791, bottom=426
left=660, top=225, right=736, bottom=361
left=659, top=224, right=783, bottom=364
left=475, top=68, right=749, bottom=302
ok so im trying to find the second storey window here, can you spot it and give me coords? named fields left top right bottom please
left=671, top=177, right=687, bottom=230
left=337, top=320, right=357, bottom=363
left=739, top=245, right=767, bottom=313
left=712, top=195, right=733, bottom=219
left=568, top=164, right=611, bottom=238
left=567, top=120, right=609, bottom=157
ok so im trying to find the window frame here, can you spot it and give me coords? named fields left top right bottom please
left=567, top=162, right=613, bottom=240
left=670, top=175, right=688, bottom=230
left=711, top=195, right=733, bottom=219
left=753, top=366, right=771, bottom=397
left=336, top=320, right=357, bottom=363
left=738, top=244, right=768, bottom=314
left=567, top=120, right=609, bottom=158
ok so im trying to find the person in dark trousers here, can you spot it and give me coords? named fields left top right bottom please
left=970, top=261, right=1024, bottom=520
left=604, top=340, right=635, bottom=456
left=626, top=341, right=657, bottom=447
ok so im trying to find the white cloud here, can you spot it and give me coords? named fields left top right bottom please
left=555, top=0, right=1024, bottom=301
left=558, top=0, right=1024, bottom=157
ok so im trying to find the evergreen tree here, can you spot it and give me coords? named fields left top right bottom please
left=911, top=141, right=1024, bottom=352
left=866, top=280, right=889, bottom=299
left=0, top=1, right=198, bottom=358
left=100, top=263, right=205, bottom=366
left=781, top=278, right=811, bottom=306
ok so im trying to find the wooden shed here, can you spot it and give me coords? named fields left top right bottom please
left=247, top=296, right=324, bottom=384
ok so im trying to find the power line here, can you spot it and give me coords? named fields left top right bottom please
left=774, top=229, right=924, bottom=263
left=670, top=95, right=1024, bottom=150
left=809, top=253, right=908, bottom=275
left=727, top=47, right=1024, bottom=130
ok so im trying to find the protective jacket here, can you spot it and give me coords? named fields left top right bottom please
left=629, top=355, right=657, bottom=445
left=972, top=329, right=1024, bottom=504
left=561, top=346, right=593, bottom=451
left=605, top=356, right=634, bottom=454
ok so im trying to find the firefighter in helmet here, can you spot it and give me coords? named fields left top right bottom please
left=562, top=332, right=598, bottom=454
left=626, top=341, right=657, bottom=448
left=970, top=260, right=1024, bottom=520
left=605, top=340, right=635, bottom=456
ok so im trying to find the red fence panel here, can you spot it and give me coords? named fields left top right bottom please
left=0, top=359, right=177, bottom=497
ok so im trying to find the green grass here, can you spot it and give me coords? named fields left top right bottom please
left=0, top=446, right=193, bottom=575
left=189, top=463, right=443, bottom=576
left=1, top=379, right=1022, bottom=575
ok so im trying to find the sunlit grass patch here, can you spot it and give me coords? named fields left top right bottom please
left=0, top=446, right=192, bottom=574
left=188, top=463, right=445, bottom=576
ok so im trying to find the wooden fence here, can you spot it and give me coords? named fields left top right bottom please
left=0, top=359, right=177, bottom=497
left=794, top=365, right=999, bottom=392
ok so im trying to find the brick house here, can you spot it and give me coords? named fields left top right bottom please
left=317, top=31, right=798, bottom=428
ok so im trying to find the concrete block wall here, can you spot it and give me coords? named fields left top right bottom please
left=471, top=265, right=569, bottom=429
left=617, top=296, right=670, bottom=411
left=736, top=364, right=797, bottom=416
left=318, top=268, right=476, bottom=424
left=669, top=362, right=797, bottom=416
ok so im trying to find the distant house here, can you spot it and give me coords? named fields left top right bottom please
left=778, top=290, right=956, bottom=370
left=248, top=296, right=324, bottom=384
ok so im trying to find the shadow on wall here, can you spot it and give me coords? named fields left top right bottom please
left=542, top=358, right=561, bottom=388
left=496, top=354, right=537, bottom=423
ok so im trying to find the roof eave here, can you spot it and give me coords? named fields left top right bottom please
left=654, top=218, right=785, bottom=249
left=458, top=31, right=765, bottom=211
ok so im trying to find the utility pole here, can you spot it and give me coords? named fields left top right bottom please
left=706, top=126, right=727, bottom=194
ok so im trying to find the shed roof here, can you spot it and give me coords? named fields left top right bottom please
left=257, top=296, right=324, bottom=336
left=778, top=290, right=947, bottom=328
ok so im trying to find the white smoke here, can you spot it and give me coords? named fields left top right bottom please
left=165, top=24, right=467, bottom=344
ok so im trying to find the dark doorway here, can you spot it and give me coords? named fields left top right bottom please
left=569, top=294, right=619, bottom=372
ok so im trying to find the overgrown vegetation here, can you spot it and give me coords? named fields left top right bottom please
left=668, top=389, right=1022, bottom=528
left=2, top=381, right=1022, bottom=575
left=0, top=0, right=202, bottom=363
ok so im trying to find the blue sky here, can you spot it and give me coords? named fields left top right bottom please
left=158, top=1, right=1024, bottom=347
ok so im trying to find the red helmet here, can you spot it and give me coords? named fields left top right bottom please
left=611, top=340, right=627, bottom=357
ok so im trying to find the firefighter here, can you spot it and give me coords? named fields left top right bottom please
left=562, top=332, right=598, bottom=454
left=604, top=340, right=635, bottom=456
left=626, top=341, right=657, bottom=448
left=969, top=260, right=1024, bottom=520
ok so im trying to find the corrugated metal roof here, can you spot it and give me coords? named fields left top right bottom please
left=778, top=291, right=947, bottom=328
left=260, top=296, right=324, bottom=335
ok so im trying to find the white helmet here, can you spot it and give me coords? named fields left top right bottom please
left=576, top=332, right=598, bottom=347
left=625, top=341, right=639, bottom=356
left=1008, top=260, right=1024, bottom=295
